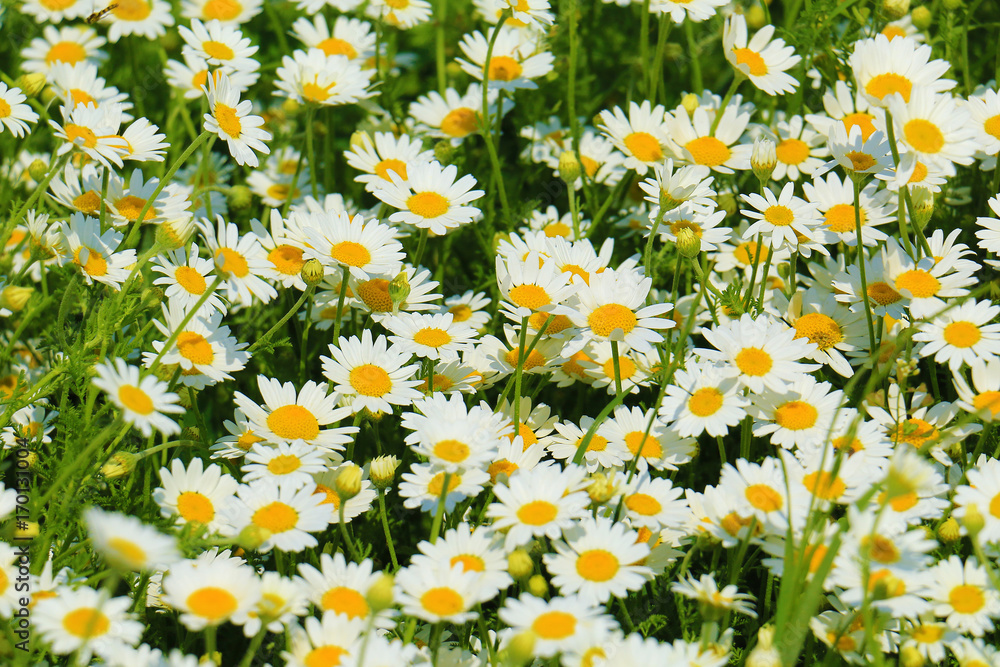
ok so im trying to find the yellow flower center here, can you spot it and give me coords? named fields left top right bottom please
left=904, top=118, right=945, bottom=154
left=625, top=493, right=661, bottom=516
left=441, top=107, right=478, bottom=137
left=268, top=245, right=305, bottom=275
left=588, top=303, right=637, bottom=338
left=448, top=304, right=473, bottom=321
left=266, top=454, right=302, bottom=476
left=186, top=587, right=238, bottom=621
left=177, top=491, right=214, bottom=524
left=203, top=0, right=243, bottom=21
left=894, top=269, right=940, bottom=299
left=304, top=646, right=346, bottom=667
left=624, top=431, right=663, bottom=459
left=865, top=73, right=912, bottom=103
left=973, top=391, right=1000, bottom=416
left=845, top=151, right=876, bottom=172
left=508, top=284, right=551, bottom=310
left=420, top=587, right=464, bottom=616
left=118, top=384, right=154, bottom=415
left=357, top=278, right=392, bottom=312
left=175, top=331, right=214, bottom=366
left=911, top=624, right=944, bottom=644
left=113, top=0, right=152, bottom=20
left=46, top=41, right=86, bottom=65
left=252, top=501, right=298, bottom=533
left=40, top=0, right=76, bottom=8
left=867, top=281, right=902, bottom=306
left=775, top=138, right=810, bottom=165
left=825, top=204, right=866, bottom=233
left=623, top=131, right=663, bottom=163
left=601, top=355, right=636, bottom=381
left=213, top=102, right=242, bottom=138
left=349, top=364, right=392, bottom=397
left=516, top=500, right=558, bottom=525
left=317, top=37, right=357, bottom=58
left=732, top=48, right=768, bottom=76
left=774, top=400, right=819, bottom=431
left=65, top=123, right=98, bottom=148
left=984, top=115, right=1000, bottom=141
left=793, top=312, right=843, bottom=351
left=735, top=347, right=773, bottom=376
left=487, top=459, right=518, bottom=483
left=203, top=40, right=235, bottom=61
left=575, top=549, right=619, bottom=582
left=215, top=247, right=249, bottom=278
left=950, top=585, right=986, bottom=614
left=72, top=190, right=102, bottom=214
left=685, top=136, right=732, bottom=167
left=375, top=158, right=408, bottom=182
left=407, top=191, right=450, bottom=218
left=841, top=112, right=877, bottom=141
left=175, top=266, right=207, bottom=294
left=532, top=611, right=577, bottom=639
left=488, top=55, right=523, bottom=82
left=107, top=537, right=146, bottom=568
left=62, top=608, right=110, bottom=638
left=529, top=311, right=573, bottom=334
left=413, top=327, right=452, bottom=348
left=321, top=586, right=369, bottom=619
left=74, top=246, right=107, bottom=277
left=687, top=387, right=723, bottom=417
left=745, top=484, right=783, bottom=512
left=451, top=554, right=485, bottom=572
left=891, top=418, right=938, bottom=448
left=330, top=240, right=372, bottom=267
left=943, top=320, right=981, bottom=348
left=802, top=471, right=846, bottom=500
left=433, top=439, right=470, bottom=463
left=763, top=205, right=794, bottom=226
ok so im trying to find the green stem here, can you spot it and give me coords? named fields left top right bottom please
left=743, top=234, right=764, bottom=311
left=338, top=501, right=362, bottom=562
left=413, top=228, right=429, bottom=266
left=332, top=266, right=350, bottom=341
left=512, top=315, right=529, bottom=429
left=429, top=471, right=452, bottom=544
left=248, top=285, right=316, bottom=355
left=684, top=18, right=703, bottom=95
left=643, top=205, right=667, bottom=282
left=0, top=152, right=72, bottom=251
left=305, top=105, right=318, bottom=199
left=756, top=246, right=773, bottom=310
left=709, top=75, right=743, bottom=136
left=610, top=339, right=624, bottom=396
left=480, top=10, right=513, bottom=228
left=237, top=629, right=268, bottom=667
left=377, top=490, right=399, bottom=569
left=435, top=0, right=448, bottom=94
left=853, top=178, right=877, bottom=357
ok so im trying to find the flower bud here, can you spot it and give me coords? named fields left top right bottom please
left=301, top=258, right=325, bottom=287
left=899, top=645, right=924, bottom=667
left=586, top=472, right=617, bottom=505
left=0, top=285, right=34, bottom=312
left=675, top=227, right=701, bottom=259
left=281, top=98, right=300, bottom=114
left=881, top=0, right=910, bottom=20
left=558, top=151, right=582, bottom=183
left=27, top=159, right=48, bottom=184
left=508, top=549, right=533, bottom=580
left=237, top=524, right=270, bottom=551
left=752, top=137, right=777, bottom=184
left=911, top=6, right=932, bottom=29
left=101, top=452, right=138, bottom=480
left=389, top=271, right=411, bottom=311
left=334, top=463, right=363, bottom=501
left=746, top=626, right=781, bottom=667
left=746, top=4, right=767, bottom=29
left=227, top=184, right=253, bottom=211
left=963, top=504, right=985, bottom=538
left=366, top=573, right=395, bottom=612
left=681, top=93, right=700, bottom=117
left=937, top=517, right=961, bottom=545
left=181, top=426, right=202, bottom=443
left=910, top=186, right=934, bottom=229
left=155, top=219, right=194, bottom=250
left=527, top=574, right=548, bottom=598
left=502, top=631, right=536, bottom=667
left=349, top=130, right=371, bottom=152
left=434, top=140, right=456, bottom=165
left=370, top=455, right=400, bottom=489
left=941, top=0, right=963, bottom=10
left=17, top=73, right=46, bottom=98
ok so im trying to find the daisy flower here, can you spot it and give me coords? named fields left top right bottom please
left=182, top=0, right=263, bottom=24
left=282, top=613, right=367, bottom=666
left=912, top=299, right=1000, bottom=371
left=84, top=507, right=180, bottom=573
left=401, top=396, right=504, bottom=472
left=966, top=88, right=1000, bottom=160
left=456, top=26, right=555, bottom=92
left=765, top=114, right=827, bottom=181
left=92, top=358, right=183, bottom=437
left=496, top=252, right=578, bottom=323
left=225, top=479, right=331, bottom=552
left=21, top=0, right=89, bottom=22
left=409, top=83, right=497, bottom=144
left=741, top=181, right=822, bottom=250
left=241, top=571, right=309, bottom=638
left=487, top=464, right=590, bottom=550
left=571, top=267, right=673, bottom=353
left=204, top=72, right=271, bottom=168
left=604, top=405, right=695, bottom=473
left=302, top=210, right=405, bottom=281
left=291, top=14, right=375, bottom=60
left=776, top=287, right=868, bottom=378
left=720, top=456, right=804, bottom=533
left=409, top=523, right=513, bottom=597
left=543, top=516, right=652, bottom=605
left=818, top=124, right=894, bottom=180
left=439, top=290, right=492, bottom=331
left=394, top=564, right=485, bottom=624
left=750, top=376, right=843, bottom=450
left=201, top=215, right=278, bottom=306
left=849, top=34, right=955, bottom=108
left=723, top=13, right=801, bottom=96
left=831, top=245, right=910, bottom=320
left=296, top=552, right=387, bottom=623
left=887, top=90, right=977, bottom=171
left=954, top=357, right=1000, bottom=422
left=374, top=161, right=485, bottom=236
left=953, top=457, right=1000, bottom=544
left=927, top=556, right=1000, bottom=636
left=803, top=171, right=894, bottom=247
left=650, top=0, right=728, bottom=23
left=486, top=438, right=548, bottom=484
left=352, top=266, right=443, bottom=322
left=20, top=25, right=107, bottom=75
left=103, top=168, right=191, bottom=228
left=672, top=572, right=757, bottom=618
left=598, top=101, right=674, bottom=175
left=659, top=361, right=748, bottom=438
left=398, top=462, right=490, bottom=513
left=273, top=48, right=374, bottom=107
left=179, top=18, right=259, bottom=72
left=161, top=552, right=262, bottom=631
left=345, top=130, right=434, bottom=192
left=49, top=102, right=128, bottom=169
left=547, top=415, right=628, bottom=472
left=498, top=593, right=619, bottom=659
left=235, top=376, right=357, bottom=453
left=639, top=159, right=717, bottom=213
left=35, top=587, right=143, bottom=663
left=242, top=440, right=331, bottom=488
left=322, top=330, right=423, bottom=415
left=312, top=464, right=377, bottom=524
left=153, top=457, right=238, bottom=533
left=0, top=83, right=39, bottom=139
left=102, top=0, right=175, bottom=43
left=367, top=0, right=433, bottom=29
left=698, top=313, right=820, bottom=393
left=617, top=472, right=689, bottom=532
left=151, top=244, right=227, bottom=314
left=145, top=303, right=248, bottom=387
left=668, top=102, right=752, bottom=173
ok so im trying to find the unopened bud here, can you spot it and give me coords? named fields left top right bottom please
left=17, top=73, right=46, bottom=98
left=899, top=645, right=924, bottom=667
left=237, top=523, right=270, bottom=551
left=752, top=137, right=777, bottom=184
left=587, top=472, right=617, bottom=505
left=301, top=258, right=325, bottom=286
left=177, top=387, right=196, bottom=410
left=181, top=426, right=202, bottom=444
left=362, top=407, right=385, bottom=423
left=155, top=220, right=192, bottom=250
left=941, top=0, right=963, bottom=10
left=370, top=455, right=400, bottom=489
left=937, top=517, right=961, bottom=545
left=434, top=140, right=456, bottom=165
left=334, top=463, right=363, bottom=501
left=911, top=6, right=932, bottom=29
left=508, top=549, right=533, bottom=580
left=366, top=573, right=395, bottom=612
left=349, top=130, right=371, bottom=152
left=502, top=631, right=536, bottom=666
left=0, top=285, right=33, bottom=312
left=746, top=626, right=781, bottom=667
left=281, top=98, right=300, bottom=115
left=558, top=151, right=582, bottom=183
left=27, top=159, right=48, bottom=183
left=389, top=271, right=411, bottom=311
left=963, top=504, right=985, bottom=538
left=676, top=227, right=701, bottom=259
left=141, top=287, right=165, bottom=308
left=910, top=186, right=934, bottom=229
left=745, top=4, right=767, bottom=29
left=681, top=93, right=700, bottom=117
left=880, top=0, right=910, bottom=20
left=227, top=184, right=252, bottom=211
left=101, top=452, right=138, bottom=480
left=527, top=574, right=548, bottom=598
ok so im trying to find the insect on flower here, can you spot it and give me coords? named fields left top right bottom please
left=85, top=3, right=118, bottom=24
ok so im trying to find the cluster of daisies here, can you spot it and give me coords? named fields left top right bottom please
left=3, top=0, right=1000, bottom=665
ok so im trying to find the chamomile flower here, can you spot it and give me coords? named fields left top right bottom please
left=604, top=405, right=695, bottom=473
left=487, top=463, right=590, bottom=549
left=409, top=84, right=496, bottom=144
left=345, top=131, right=434, bottom=192
left=457, top=26, right=555, bottom=92
left=720, top=456, right=802, bottom=533
left=741, top=181, right=822, bottom=251
left=322, top=329, right=423, bottom=414
left=927, top=556, right=1000, bottom=636
left=152, top=245, right=227, bottom=314
left=242, top=440, right=330, bottom=488
left=668, top=100, right=753, bottom=173
left=395, top=563, right=485, bottom=624
left=887, top=90, right=977, bottom=170
left=179, top=19, right=259, bottom=73
left=651, top=0, right=727, bottom=23
left=499, top=593, right=618, bottom=659
left=161, top=552, right=262, bottom=631
left=819, top=124, right=894, bottom=180
left=496, top=252, right=578, bottom=322
left=617, top=472, right=689, bottom=531
left=954, top=357, right=1000, bottom=422
left=659, top=361, right=748, bottom=438
left=954, top=457, right=1000, bottom=545
left=723, top=13, right=801, bottom=96
left=225, top=479, right=331, bottom=552
left=84, top=507, right=180, bottom=573
left=182, top=0, right=263, bottom=24
left=598, top=101, right=674, bottom=175
left=543, top=516, right=652, bottom=604
left=547, top=415, right=627, bottom=471
left=409, top=524, right=512, bottom=596
left=291, top=14, right=375, bottom=60
left=374, top=161, right=484, bottom=235
left=153, top=457, right=239, bottom=533
left=750, top=376, right=843, bottom=450
left=50, top=102, right=128, bottom=168
left=282, top=613, right=367, bottom=666
left=311, top=464, right=376, bottom=524
left=145, top=304, right=248, bottom=387
left=850, top=34, right=955, bottom=108
left=92, top=358, right=183, bottom=437
left=274, top=48, right=374, bottom=106
left=803, top=171, right=894, bottom=247
left=672, top=572, right=758, bottom=618
left=398, top=462, right=490, bottom=513
left=912, top=299, right=1000, bottom=371
left=0, top=83, right=39, bottom=139
left=571, top=267, right=673, bottom=353
left=204, top=72, right=271, bottom=168
left=103, top=0, right=175, bottom=43
left=698, top=313, right=820, bottom=393
left=777, top=288, right=868, bottom=378
left=967, top=88, right=1000, bottom=159
left=367, top=0, right=433, bottom=29
left=21, top=0, right=89, bottom=23
left=302, top=210, right=404, bottom=281
left=35, top=587, right=143, bottom=663
left=297, top=552, right=387, bottom=623
left=439, top=290, right=492, bottom=331
left=21, top=25, right=107, bottom=75
left=241, top=571, right=308, bottom=637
